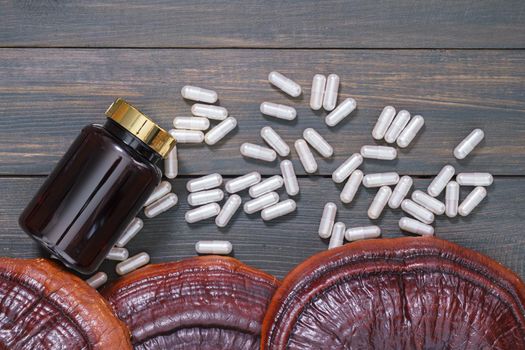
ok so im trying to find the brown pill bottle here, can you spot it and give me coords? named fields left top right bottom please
left=19, top=99, right=175, bottom=274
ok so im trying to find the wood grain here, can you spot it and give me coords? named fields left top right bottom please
left=1, top=1, right=524, bottom=48
left=1, top=49, right=524, bottom=176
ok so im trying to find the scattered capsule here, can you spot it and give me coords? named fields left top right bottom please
left=164, top=145, right=178, bottom=179
left=456, top=172, right=493, bottom=186
left=144, top=193, right=178, bottom=218
left=345, top=226, right=381, bottom=242
left=106, top=247, right=129, bottom=261
left=445, top=181, right=460, bottom=218
left=454, top=128, right=484, bottom=160
left=225, top=172, right=261, bottom=193
left=240, top=142, right=277, bottom=162
left=340, top=170, right=363, bottom=204
left=173, top=116, right=210, bottom=131
left=310, top=74, right=326, bottom=110
left=187, top=188, right=224, bottom=206
left=401, top=199, right=434, bottom=224
left=244, top=192, right=280, bottom=214
left=260, top=102, right=297, bottom=120
left=144, top=181, right=172, bottom=206
left=332, top=153, right=363, bottom=183
left=458, top=186, right=487, bottom=216
left=185, top=203, right=221, bottom=223
left=384, top=110, right=410, bottom=143
left=116, top=252, right=150, bottom=276
left=116, top=217, right=144, bottom=248
left=261, top=199, right=296, bottom=221
left=249, top=175, right=284, bottom=198
left=294, top=139, right=318, bottom=173
left=204, top=117, right=237, bottom=145
left=325, top=98, right=357, bottom=127
left=169, top=129, right=204, bottom=143
left=215, top=195, right=242, bottom=228
left=85, top=272, right=108, bottom=289
left=362, top=172, right=399, bottom=188
left=318, top=202, right=337, bottom=239
left=280, top=160, right=299, bottom=196
left=412, top=190, right=445, bottom=215
left=368, top=186, right=392, bottom=219
left=388, top=176, right=413, bottom=209
left=268, top=71, right=302, bottom=97
left=323, top=74, right=340, bottom=111
left=303, top=128, right=333, bottom=158
left=360, top=145, right=397, bottom=160
left=428, top=165, right=455, bottom=197
left=186, top=173, right=223, bottom=192
left=181, top=85, right=218, bottom=103
left=191, top=103, right=228, bottom=120
left=328, top=222, right=345, bottom=249
left=260, top=126, right=290, bottom=157
left=195, top=240, right=233, bottom=255
left=399, top=217, right=434, bottom=236
left=397, top=115, right=424, bottom=148
left=372, top=106, right=396, bottom=140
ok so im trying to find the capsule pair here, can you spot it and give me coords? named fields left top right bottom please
left=310, top=73, right=339, bottom=112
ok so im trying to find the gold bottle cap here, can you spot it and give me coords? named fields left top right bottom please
left=105, top=98, right=176, bottom=158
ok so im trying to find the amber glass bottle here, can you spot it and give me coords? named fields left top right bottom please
left=19, top=99, right=175, bottom=274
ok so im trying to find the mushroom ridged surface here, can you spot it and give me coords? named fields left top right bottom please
left=103, top=256, right=280, bottom=350
left=262, top=237, right=525, bottom=349
left=0, top=258, right=132, bottom=349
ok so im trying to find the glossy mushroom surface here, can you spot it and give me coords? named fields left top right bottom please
left=262, top=237, right=525, bottom=349
left=0, top=258, right=132, bottom=349
left=103, top=256, right=279, bottom=349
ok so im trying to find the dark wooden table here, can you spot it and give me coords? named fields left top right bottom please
left=1, top=1, right=524, bottom=283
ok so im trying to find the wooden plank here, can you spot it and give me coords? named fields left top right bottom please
left=1, top=1, right=524, bottom=48
left=1, top=49, right=524, bottom=175
left=1, top=176, right=523, bottom=282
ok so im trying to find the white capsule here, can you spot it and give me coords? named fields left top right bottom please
left=294, top=139, right=318, bottom=173
left=318, top=202, right=337, bottom=239
left=345, top=226, right=381, bottom=242
left=106, top=247, right=129, bottom=261
left=388, top=175, right=413, bottom=209
left=173, top=116, right=210, bottom=131
left=186, top=173, right=223, bottom=192
left=399, top=217, right=434, bottom=236
left=195, top=240, right=233, bottom=255
left=164, top=145, right=178, bottom=179
left=260, top=126, right=290, bottom=157
left=397, top=115, right=424, bottom=148
left=428, top=165, right=455, bottom=197
left=332, top=153, right=363, bottom=183
left=144, top=193, right=178, bottom=218
left=185, top=203, right=221, bottom=223
left=261, top=199, right=296, bottom=221
left=325, top=98, right=357, bottom=127
left=116, top=252, right=150, bottom=276
left=85, top=272, right=108, bottom=289
left=340, top=170, right=363, bottom=204
left=249, top=175, right=284, bottom=198
left=360, top=145, right=397, bottom=160
left=204, top=117, right=237, bottom=145
left=456, top=173, right=493, bottom=186
left=191, top=103, right=228, bottom=120
left=372, top=106, right=396, bottom=140
left=260, top=102, right=296, bottom=120
left=384, top=110, right=410, bottom=143
left=181, top=85, right=218, bottom=103
left=268, top=71, right=302, bottom=97
left=368, top=186, right=392, bottom=220
left=243, top=192, right=279, bottom=214
left=412, top=190, right=445, bottom=215
left=303, top=128, right=333, bottom=158
left=280, top=160, right=299, bottom=196
left=401, top=199, right=434, bottom=224
left=187, top=188, right=224, bottom=206
left=225, top=172, right=261, bottom=193
left=323, top=74, right=340, bottom=111
left=116, top=217, right=144, bottom=248
left=328, top=222, right=345, bottom=249
left=362, top=172, right=399, bottom=188
left=169, top=129, right=204, bottom=143
left=215, top=195, right=242, bottom=228
left=454, top=128, right=484, bottom=160
left=445, top=181, right=459, bottom=218
left=144, top=181, right=172, bottom=206
left=458, top=186, right=487, bottom=216
left=240, top=143, right=277, bottom=162
left=310, top=74, right=326, bottom=110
